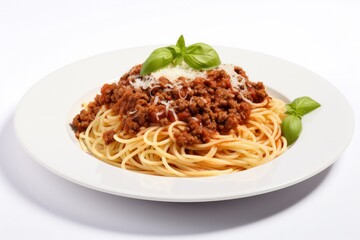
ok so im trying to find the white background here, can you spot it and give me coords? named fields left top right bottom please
left=0, top=0, right=359, bottom=239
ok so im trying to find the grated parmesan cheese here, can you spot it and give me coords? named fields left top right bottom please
left=128, top=110, right=137, bottom=115
left=219, top=64, right=247, bottom=91
left=130, top=76, right=156, bottom=90
left=160, top=100, right=171, bottom=116
left=169, top=108, right=178, bottom=121
left=153, top=96, right=159, bottom=105
left=155, top=111, right=163, bottom=121
left=129, top=64, right=205, bottom=94
left=151, top=64, right=206, bottom=82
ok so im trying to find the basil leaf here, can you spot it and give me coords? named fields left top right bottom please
left=176, top=35, right=186, bottom=54
left=284, top=104, right=298, bottom=117
left=281, top=115, right=302, bottom=145
left=168, top=45, right=182, bottom=56
left=288, top=96, right=321, bottom=117
left=174, top=55, right=183, bottom=66
left=184, top=43, right=221, bottom=70
left=140, top=47, right=174, bottom=76
left=167, top=45, right=182, bottom=66
left=175, top=35, right=186, bottom=66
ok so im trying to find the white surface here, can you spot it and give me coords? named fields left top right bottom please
left=14, top=46, right=354, bottom=202
left=0, top=0, right=359, bottom=239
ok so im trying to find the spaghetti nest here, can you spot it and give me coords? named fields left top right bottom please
left=79, top=98, right=287, bottom=177
left=73, top=64, right=288, bottom=177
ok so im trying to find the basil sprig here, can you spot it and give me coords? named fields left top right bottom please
left=281, top=96, right=321, bottom=145
left=140, top=35, right=221, bottom=76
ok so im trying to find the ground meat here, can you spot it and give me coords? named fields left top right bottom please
left=72, top=64, right=268, bottom=146
left=72, top=101, right=101, bottom=137
left=99, top=83, right=117, bottom=104
left=103, top=130, right=116, bottom=145
left=234, top=66, right=248, bottom=79
left=244, top=82, right=268, bottom=103
left=174, top=131, right=197, bottom=146
left=224, top=114, right=238, bottom=132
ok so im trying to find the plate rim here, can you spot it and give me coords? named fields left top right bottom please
left=14, top=45, right=355, bottom=202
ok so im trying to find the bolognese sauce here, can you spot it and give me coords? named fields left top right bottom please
left=72, top=64, right=268, bottom=146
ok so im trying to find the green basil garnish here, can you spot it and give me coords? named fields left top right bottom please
left=281, top=96, right=320, bottom=145
left=140, top=35, right=221, bottom=76
left=140, top=47, right=175, bottom=76
left=176, top=35, right=186, bottom=54
left=286, top=96, right=321, bottom=117
left=281, top=115, right=302, bottom=145
left=184, top=43, right=221, bottom=70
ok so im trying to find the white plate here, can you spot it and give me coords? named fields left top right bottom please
left=14, top=46, right=354, bottom=202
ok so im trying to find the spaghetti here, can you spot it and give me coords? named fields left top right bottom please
left=73, top=64, right=287, bottom=177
